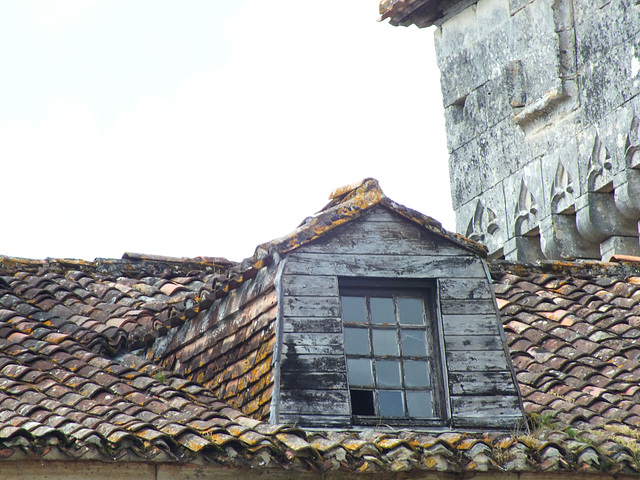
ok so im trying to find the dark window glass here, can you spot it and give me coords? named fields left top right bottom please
left=398, top=298, right=424, bottom=325
left=370, top=297, right=394, bottom=325
left=344, top=327, right=370, bottom=355
left=376, top=360, right=402, bottom=388
left=347, top=358, right=373, bottom=386
left=341, top=296, right=367, bottom=324
left=379, top=390, right=404, bottom=417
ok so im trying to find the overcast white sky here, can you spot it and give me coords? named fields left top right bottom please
left=0, top=1, right=451, bottom=262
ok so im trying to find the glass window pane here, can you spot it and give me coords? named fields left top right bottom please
left=404, top=360, right=430, bottom=387
left=401, top=329, right=427, bottom=356
left=372, top=329, right=399, bottom=356
left=406, top=391, right=433, bottom=418
left=344, top=327, right=370, bottom=355
left=378, top=390, right=404, bottom=417
left=341, top=296, right=367, bottom=324
left=398, top=298, right=425, bottom=325
left=347, top=358, right=373, bottom=386
left=376, top=360, right=402, bottom=387
left=370, top=297, right=394, bottom=325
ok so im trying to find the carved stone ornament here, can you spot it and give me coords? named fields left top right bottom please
left=587, top=133, right=613, bottom=193
left=465, top=200, right=500, bottom=243
left=550, top=161, right=575, bottom=214
left=625, top=112, right=640, bottom=169
left=514, top=180, right=539, bottom=236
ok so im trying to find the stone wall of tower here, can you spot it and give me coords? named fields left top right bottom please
left=437, top=0, right=640, bottom=261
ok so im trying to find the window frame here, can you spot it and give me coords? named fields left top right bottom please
left=339, top=277, right=448, bottom=427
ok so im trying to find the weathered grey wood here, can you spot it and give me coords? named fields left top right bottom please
left=282, top=295, right=341, bottom=317
left=298, top=211, right=471, bottom=257
left=451, top=395, right=522, bottom=416
left=281, top=333, right=344, bottom=355
left=449, top=371, right=517, bottom=395
left=280, top=371, right=347, bottom=390
left=281, top=274, right=338, bottom=297
left=442, top=314, right=501, bottom=336
left=277, top=413, right=352, bottom=428
left=440, top=299, right=497, bottom=315
left=447, top=350, right=509, bottom=371
left=452, top=414, right=525, bottom=429
left=280, top=389, right=350, bottom=415
left=280, top=353, right=346, bottom=372
left=439, top=278, right=491, bottom=300
left=284, top=252, right=485, bottom=278
left=282, top=317, right=342, bottom=333
left=445, top=335, right=503, bottom=351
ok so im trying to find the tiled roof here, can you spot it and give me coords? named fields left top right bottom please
left=4, top=186, right=640, bottom=473
left=3, top=257, right=640, bottom=473
left=492, top=260, right=640, bottom=435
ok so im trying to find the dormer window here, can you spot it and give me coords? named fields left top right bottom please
left=340, top=278, right=445, bottom=426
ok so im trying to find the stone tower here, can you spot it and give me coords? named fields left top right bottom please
left=381, top=0, right=640, bottom=261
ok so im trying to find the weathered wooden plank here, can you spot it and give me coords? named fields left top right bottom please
left=297, top=213, right=470, bottom=256
left=279, top=389, right=350, bottom=415
left=281, top=333, right=344, bottom=355
left=280, top=371, right=347, bottom=390
left=449, top=371, right=517, bottom=395
left=440, top=299, right=497, bottom=315
left=277, top=413, right=352, bottom=429
left=281, top=295, right=341, bottom=317
left=445, top=334, right=504, bottom=351
left=452, top=414, right=524, bottom=429
left=442, top=314, right=501, bottom=336
left=285, top=252, right=485, bottom=278
left=439, top=278, right=491, bottom=300
left=281, top=274, right=338, bottom=297
left=282, top=317, right=342, bottom=333
left=159, top=464, right=321, bottom=480
left=280, top=353, right=346, bottom=372
left=451, top=395, right=522, bottom=416
left=446, top=350, right=509, bottom=371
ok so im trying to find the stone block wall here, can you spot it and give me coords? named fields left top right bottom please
left=437, top=0, right=640, bottom=260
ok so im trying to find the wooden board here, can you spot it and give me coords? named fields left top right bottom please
left=449, top=371, right=518, bottom=395
left=445, top=334, right=503, bottom=351
left=285, top=252, right=485, bottom=278
left=279, top=389, right=350, bottom=415
left=447, top=350, right=509, bottom=371
left=442, top=314, right=501, bottom=336
left=281, top=274, right=338, bottom=297
left=282, top=317, right=342, bottom=333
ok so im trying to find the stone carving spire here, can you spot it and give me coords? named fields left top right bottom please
left=465, top=200, right=499, bottom=244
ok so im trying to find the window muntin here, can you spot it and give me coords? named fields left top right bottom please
left=340, top=280, right=443, bottom=424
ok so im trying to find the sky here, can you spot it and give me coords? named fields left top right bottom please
left=0, top=1, right=451, bottom=262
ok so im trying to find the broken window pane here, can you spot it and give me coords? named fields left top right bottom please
left=401, top=329, right=427, bottom=356
left=351, top=389, right=375, bottom=416
left=372, top=329, right=399, bottom=356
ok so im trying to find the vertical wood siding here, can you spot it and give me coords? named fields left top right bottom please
left=276, top=206, right=523, bottom=428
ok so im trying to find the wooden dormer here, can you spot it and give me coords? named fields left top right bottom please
left=148, top=179, right=524, bottom=430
